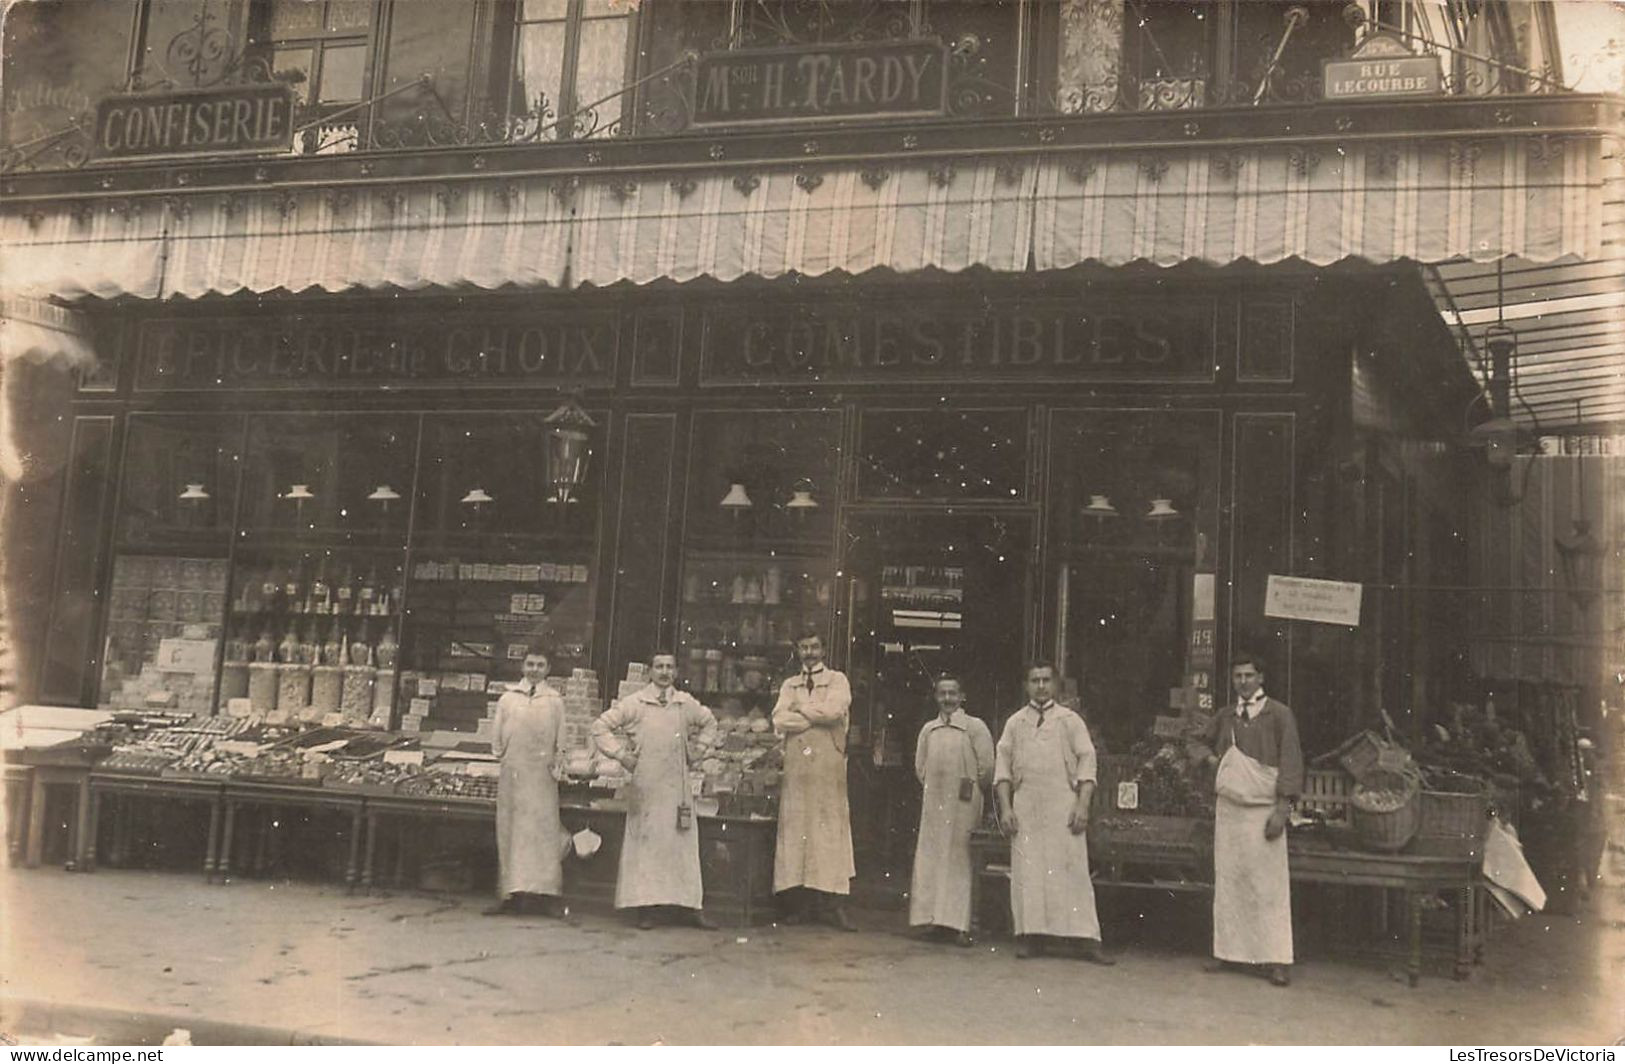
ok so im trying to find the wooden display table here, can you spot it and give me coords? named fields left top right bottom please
left=358, top=791, right=778, bottom=926
left=87, top=771, right=228, bottom=876
left=969, top=827, right=1482, bottom=985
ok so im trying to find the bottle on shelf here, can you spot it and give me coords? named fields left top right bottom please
left=764, top=565, right=782, bottom=605
left=334, top=564, right=355, bottom=615
left=375, top=625, right=398, bottom=669
left=742, top=574, right=763, bottom=605
left=311, top=558, right=331, bottom=615
left=358, top=566, right=378, bottom=615
left=254, top=628, right=276, bottom=663
left=261, top=566, right=282, bottom=613
left=349, top=620, right=374, bottom=666
left=323, top=621, right=344, bottom=666
left=278, top=625, right=300, bottom=664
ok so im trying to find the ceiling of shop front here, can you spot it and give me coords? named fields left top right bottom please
left=1427, top=174, right=1625, bottom=434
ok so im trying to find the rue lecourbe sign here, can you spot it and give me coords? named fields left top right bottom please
left=692, top=39, right=948, bottom=126
left=94, top=82, right=296, bottom=160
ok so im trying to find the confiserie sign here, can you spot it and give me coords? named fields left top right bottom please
left=700, top=298, right=1216, bottom=384
left=135, top=311, right=619, bottom=391
left=95, top=83, right=296, bottom=160
left=693, top=39, right=947, bottom=126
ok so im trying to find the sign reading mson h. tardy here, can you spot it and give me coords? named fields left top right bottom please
left=693, top=39, right=947, bottom=126
left=135, top=311, right=620, bottom=391
left=94, top=82, right=295, bottom=160
left=700, top=298, right=1217, bottom=383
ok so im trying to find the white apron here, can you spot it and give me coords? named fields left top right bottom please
left=1008, top=723, right=1100, bottom=939
left=493, top=689, right=566, bottom=897
left=1212, top=744, right=1293, bottom=964
left=909, top=722, right=984, bottom=931
left=614, top=700, right=704, bottom=910
left=772, top=672, right=856, bottom=895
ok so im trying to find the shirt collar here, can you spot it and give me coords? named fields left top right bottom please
left=802, top=664, right=826, bottom=676
left=925, top=710, right=967, bottom=732
left=639, top=683, right=677, bottom=704
left=1237, top=690, right=1266, bottom=719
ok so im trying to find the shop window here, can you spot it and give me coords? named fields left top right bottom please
left=676, top=410, right=841, bottom=734
left=98, top=415, right=239, bottom=714
left=1047, top=410, right=1221, bottom=754
left=403, top=411, right=606, bottom=734
left=224, top=414, right=415, bottom=723
left=498, top=0, right=636, bottom=140
left=857, top=408, right=1028, bottom=502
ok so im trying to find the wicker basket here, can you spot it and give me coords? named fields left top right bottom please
left=1411, top=780, right=1491, bottom=859
left=1350, top=769, right=1421, bottom=852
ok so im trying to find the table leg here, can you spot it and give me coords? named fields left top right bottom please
left=1407, top=890, right=1422, bottom=987
left=1454, top=886, right=1473, bottom=980
left=69, top=777, right=92, bottom=872
left=393, top=822, right=407, bottom=887
left=219, top=802, right=237, bottom=883
left=204, top=797, right=222, bottom=881
left=362, top=812, right=378, bottom=892
left=346, top=805, right=363, bottom=892
left=969, top=848, right=983, bottom=936
left=84, top=789, right=104, bottom=872
left=253, top=809, right=270, bottom=877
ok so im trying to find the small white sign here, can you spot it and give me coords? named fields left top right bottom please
left=154, top=637, right=217, bottom=676
left=1116, top=781, right=1139, bottom=810
left=383, top=749, right=425, bottom=767
left=1264, top=575, right=1363, bottom=627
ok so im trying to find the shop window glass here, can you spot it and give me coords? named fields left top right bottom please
left=857, top=408, right=1028, bottom=501
left=98, top=416, right=239, bottom=714
left=402, top=412, right=606, bottom=734
left=507, top=0, right=634, bottom=140
left=676, top=411, right=841, bottom=772
left=1048, top=410, right=1221, bottom=754
left=221, top=415, right=415, bottom=722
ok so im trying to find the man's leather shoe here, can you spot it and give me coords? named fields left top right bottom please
left=482, top=896, right=518, bottom=917
left=1079, top=940, right=1116, bottom=966
left=1014, top=936, right=1039, bottom=959
left=822, top=904, right=858, bottom=932
left=953, top=931, right=975, bottom=948
left=636, top=908, right=656, bottom=930
left=687, top=909, right=718, bottom=929
left=1204, top=959, right=1241, bottom=974
left=1268, top=965, right=1291, bottom=987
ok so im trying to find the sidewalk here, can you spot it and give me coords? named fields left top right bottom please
left=1, top=866, right=1619, bottom=1045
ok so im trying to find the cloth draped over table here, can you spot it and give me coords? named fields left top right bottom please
left=0, top=134, right=1609, bottom=305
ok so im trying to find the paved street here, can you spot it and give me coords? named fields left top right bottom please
left=1, top=865, right=1620, bottom=1046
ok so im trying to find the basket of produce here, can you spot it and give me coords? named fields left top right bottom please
left=1412, top=772, right=1491, bottom=859
left=1350, top=768, right=1421, bottom=852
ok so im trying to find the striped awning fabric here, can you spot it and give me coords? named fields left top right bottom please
left=0, top=133, right=1609, bottom=304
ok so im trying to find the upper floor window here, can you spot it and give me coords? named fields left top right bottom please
left=505, top=0, right=637, bottom=139
left=248, top=0, right=376, bottom=116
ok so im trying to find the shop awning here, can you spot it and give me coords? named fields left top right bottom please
left=0, top=297, right=98, bottom=369
left=0, top=131, right=1609, bottom=301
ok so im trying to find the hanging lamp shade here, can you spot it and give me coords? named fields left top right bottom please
left=720, top=482, right=754, bottom=510
left=1082, top=494, right=1119, bottom=518
left=785, top=479, right=818, bottom=511
left=284, top=483, right=315, bottom=501
left=460, top=487, right=494, bottom=505
left=367, top=484, right=401, bottom=502
left=178, top=483, right=210, bottom=501
left=1147, top=497, right=1180, bottom=519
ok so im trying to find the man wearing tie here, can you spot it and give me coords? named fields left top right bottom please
left=993, top=662, right=1113, bottom=963
left=1202, top=651, right=1304, bottom=987
left=771, top=630, right=857, bottom=930
left=591, top=651, right=719, bottom=930
left=487, top=648, right=567, bottom=917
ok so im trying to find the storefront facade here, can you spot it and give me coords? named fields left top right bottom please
left=3, top=0, right=1617, bottom=880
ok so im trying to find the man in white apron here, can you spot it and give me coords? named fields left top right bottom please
left=993, top=662, right=1114, bottom=964
left=1204, top=651, right=1304, bottom=986
left=592, top=651, right=718, bottom=930
left=909, top=674, right=995, bottom=946
left=771, top=631, right=857, bottom=930
left=488, top=649, right=568, bottom=918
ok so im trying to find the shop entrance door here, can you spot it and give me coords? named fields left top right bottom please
left=840, top=509, right=1033, bottom=886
